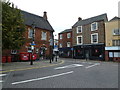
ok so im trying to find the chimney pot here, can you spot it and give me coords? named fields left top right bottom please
left=78, top=17, right=82, bottom=21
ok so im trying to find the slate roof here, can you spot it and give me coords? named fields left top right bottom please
left=21, top=10, right=54, bottom=32
left=109, top=16, right=120, bottom=21
left=59, top=29, right=72, bottom=34
left=73, top=13, right=108, bottom=27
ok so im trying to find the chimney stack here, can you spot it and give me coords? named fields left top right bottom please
left=78, top=17, right=82, bottom=21
left=43, top=11, right=47, bottom=20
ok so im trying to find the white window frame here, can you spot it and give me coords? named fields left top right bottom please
left=77, top=26, right=82, bottom=33
left=59, top=43, right=62, bottom=48
left=60, top=34, right=63, bottom=39
left=91, top=33, right=98, bottom=44
left=113, top=28, right=120, bottom=35
left=67, top=42, right=71, bottom=47
left=91, top=22, right=98, bottom=31
left=67, top=33, right=71, bottom=38
left=28, top=28, right=35, bottom=38
left=41, top=31, right=47, bottom=40
left=77, top=35, right=83, bottom=45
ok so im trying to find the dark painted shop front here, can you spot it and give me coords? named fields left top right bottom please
left=73, top=44, right=105, bottom=60
left=59, top=47, right=73, bottom=58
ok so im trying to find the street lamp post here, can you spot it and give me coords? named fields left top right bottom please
left=30, top=22, right=35, bottom=65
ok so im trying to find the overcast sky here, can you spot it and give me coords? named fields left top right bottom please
left=10, top=0, right=119, bottom=39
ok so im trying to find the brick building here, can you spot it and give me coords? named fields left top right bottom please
left=58, top=29, right=73, bottom=58
left=105, top=17, right=120, bottom=61
left=3, top=10, right=54, bottom=61
left=72, top=14, right=108, bottom=60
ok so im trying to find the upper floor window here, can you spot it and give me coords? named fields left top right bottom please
left=112, top=40, right=120, bottom=46
left=60, top=34, right=63, bottom=39
left=91, top=22, right=98, bottom=31
left=77, top=26, right=82, bottom=33
left=77, top=35, right=83, bottom=45
left=41, top=31, right=47, bottom=40
left=67, top=33, right=71, bottom=38
left=91, top=33, right=98, bottom=43
left=28, top=28, right=35, bottom=38
left=113, top=28, right=120, bottom=35
left=67, top=42, right=71, bottom=47
left=59, top=43, right=62, bottom=48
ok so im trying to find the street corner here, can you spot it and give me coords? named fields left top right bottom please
left=0, top=60, right=65, bottom=73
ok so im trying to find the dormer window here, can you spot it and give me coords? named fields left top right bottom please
left=77, top=26, right=82, bottom=33
left=91, top=22, right=98, bottom=31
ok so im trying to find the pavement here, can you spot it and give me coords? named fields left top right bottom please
left=1, top=58, right=64, bottom=73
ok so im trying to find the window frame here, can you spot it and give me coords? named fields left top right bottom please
left=67, top=33, right=71, bottom=38
left=77, top=35, right=83, bottom=45
left=67, top=42, right=71, bottom=47
left=60, top=34, right=63, bottom=39
left=41, top=31, right=47, bottom=40
left=91, top=33, right=98, bottom=44
left=113, top=28, right=120, bottom=35
left=59, top=43, right=62, bottom=48
left=28, top=28, right=35, bottom=38
left=77, top=26, right=82, bottom=33
left=91, top=22, right=98, bottom=31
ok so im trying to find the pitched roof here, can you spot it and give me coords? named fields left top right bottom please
left=21, top=10, right=54, bottom=32
left=59, top=29, right=72, bottom=34
left=73, top=13, right=108, bottom=27
left=109, top=16, right=120, bottom=21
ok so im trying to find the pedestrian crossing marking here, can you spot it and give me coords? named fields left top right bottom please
left=54, top=64, right=83, bottom=70
left=0, top=74, right=7, bottom=77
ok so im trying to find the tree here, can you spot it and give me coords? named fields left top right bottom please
left=2, top=0, right=26, bottom=50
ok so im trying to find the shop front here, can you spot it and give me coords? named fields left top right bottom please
left=73, top=44, right=105, bottom=60
left=59, top=47, right=73, bottom=58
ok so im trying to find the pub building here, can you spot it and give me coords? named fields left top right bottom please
left=72, top=14, right=108, bottom=60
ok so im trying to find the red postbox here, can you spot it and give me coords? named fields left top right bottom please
left=20, top=52, right=29, bottom=61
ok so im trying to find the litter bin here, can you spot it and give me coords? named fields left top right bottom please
left=20, top=52, right=29, bottom=61
left=2, top=56, right=7, bottom=63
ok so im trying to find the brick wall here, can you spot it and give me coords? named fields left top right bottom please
left=72, top=20, right=105, bottom=45
left=2, top=25, right=53, bottom=58
left=58, top=31, right=72, bottom=48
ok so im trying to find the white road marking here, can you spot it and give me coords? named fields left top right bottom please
left=54, top=64, right=83, bottom=70
left=12, top=71, right=74, bottom=85
left=0, top=81, right=3, bottom=83
left=85, top=63, right=100, bottom=69
left=0, top=74, right=7, bottom=77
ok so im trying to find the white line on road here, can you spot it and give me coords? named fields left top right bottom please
left=0, top=81, right=4, bottom=83
left=85, top=63, right=100, bottom=69
left=54, top=64, right=83, bottom=70
left=0, top=74, right=7, bottom=77
left=12, top=71, right=74, bottom=85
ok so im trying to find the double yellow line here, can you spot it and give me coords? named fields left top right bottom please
left=0, top=60, right=64, bottom=73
